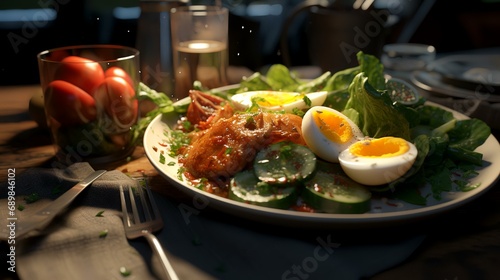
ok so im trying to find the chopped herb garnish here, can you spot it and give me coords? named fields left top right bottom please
left=291, top=107, right=305, bottom=117
left=194, top=178, right=208, bottom=190
left=181, top=120, right=193, bottom=131
left=246, top=116, right=255, bottom=124
left=251, top=96, right=266, bottom=105
left=99, top=229, right=108, bottom=238
left=303, top=95, right=312, bottom=106
left=159, top=153, right=166, bottom=164
left=24, top=193, right=40, bottom=204
left=279, top=143, right=293, bottom=158
left=245, top=116, right=256, bottom=129
left=247, top=96, right=267, bottom=111
left=95, top=210, right=105, bottom=217
left=119, top=266, right=132, bottom=277
left=168, top=130, right=190, bottom=157
left=177, top=167, right=186, bottom=181
left=224, top=147, right=232, bottom=155
left=168, top=161, right=176, bottom=166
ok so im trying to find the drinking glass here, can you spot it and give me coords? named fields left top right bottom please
left=170, top=5, right=228, bottom=100
left=37, top=45, right=140, bottom=165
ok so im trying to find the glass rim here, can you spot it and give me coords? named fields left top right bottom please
left=37, top=44, right=140, bottom=63
left=171, top=5, right=228, bottom=15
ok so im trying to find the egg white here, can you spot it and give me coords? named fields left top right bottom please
left=301, top=106, right=364, bottom=163
left=230, top=91, right=327, bottom=112
left=338, top=137, right=418, bottom=186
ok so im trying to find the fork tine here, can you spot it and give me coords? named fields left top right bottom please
left=144, top=181, right=162, bottom=223
left=119, top=185, right=131, bottom=227
left=137, top=180, right=153, bottom=221
left=128, top=184, right=141, bottom=224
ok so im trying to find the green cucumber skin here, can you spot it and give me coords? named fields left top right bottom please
left=302, top=172, right=371, bottom=214
left=301, top=187, right=370, bottom=214
left=229, top=171, right=298, bottom=210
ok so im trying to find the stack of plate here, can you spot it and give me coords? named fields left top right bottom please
left=411, top=53, right=500, bottom=130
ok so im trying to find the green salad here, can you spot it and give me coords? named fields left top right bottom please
left=137, top=51, right=491, bottom=207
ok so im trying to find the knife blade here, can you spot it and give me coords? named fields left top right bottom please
left=1, top=169, right=107, bottom=240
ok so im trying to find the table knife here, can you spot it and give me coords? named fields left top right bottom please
left=1, top=169, right=107, bottom=240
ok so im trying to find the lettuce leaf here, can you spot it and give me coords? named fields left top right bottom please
left=237, top=72, right=272, bottom=93
left=448, top=119, right=491, bottom=151
left=324, top=66, right=360, bottom=92
left=356, top=51, right=386, bottom=90
left=265, top=64, right=301, bottom=91
left=410, top=106, right=490, bottom=166
left=324, top=51, right=386, bottom=92
left=344, top=73, right=411, bottom=140
left=235, top=64, right=332, bottom=94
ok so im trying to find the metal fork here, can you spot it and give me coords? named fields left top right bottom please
left=120, top=179, right=179, bottom=280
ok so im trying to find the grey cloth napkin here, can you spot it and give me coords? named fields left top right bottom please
left=0, top=163, right=158, bottom=280
left=0, top=163, right=425, bottom=280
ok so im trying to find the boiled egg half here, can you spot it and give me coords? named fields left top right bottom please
left=338, top=137, right=418, bottom=186
left=301, top=106, right=364, bottom=163
left=230, top=91, right=327, bottom=113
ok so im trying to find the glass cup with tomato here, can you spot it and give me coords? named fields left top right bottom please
left=37, top=45, right=140, bottom=165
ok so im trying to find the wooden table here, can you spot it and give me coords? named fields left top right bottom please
left=2, top=84, right=500, bottom=280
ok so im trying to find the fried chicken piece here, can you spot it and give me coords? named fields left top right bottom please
left=180, top=112, right=305, bottom=185
left=186, top=90, right=233, bottom=130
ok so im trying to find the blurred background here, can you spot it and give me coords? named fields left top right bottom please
left=1, top=0, right=499, bottom=85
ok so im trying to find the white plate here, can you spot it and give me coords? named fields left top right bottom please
left=144, top=101, right=500, bottom=229
left=428, top=54, right=500, bottom=87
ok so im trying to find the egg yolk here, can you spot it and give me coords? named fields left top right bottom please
left=349, top=137, right=409, bottom=158
left=312, top=109, right=353, bottom=144
left=253, top=92, right=304, bottom=107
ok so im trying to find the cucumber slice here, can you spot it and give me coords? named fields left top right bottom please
left=254, top=142, right=316, bottom=184
left=302, top=171, right=371, bottom=214
left=229, top=170, right=298, bottom=209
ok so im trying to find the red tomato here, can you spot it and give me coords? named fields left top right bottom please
left=104, top=66, right=134, bottom=87
left=94, top=76, right=138, bottom=128
left=44, top=80, right=97, bottom=126
left=55, top=56, right=105, bottom=95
